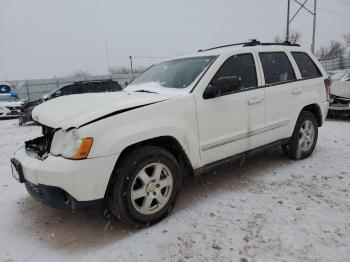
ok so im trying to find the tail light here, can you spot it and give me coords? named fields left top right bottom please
left=324, top=79, right=331, bottom=101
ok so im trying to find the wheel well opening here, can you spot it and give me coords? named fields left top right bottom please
left=302, top=104, right=322, bottom=127
left=117, top=136, right=194, bottom=177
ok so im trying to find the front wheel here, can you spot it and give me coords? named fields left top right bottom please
left=107, top=145, right=182, bottom=228
left=282, top=111, right=318, bottom=160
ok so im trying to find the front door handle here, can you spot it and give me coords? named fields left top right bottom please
left=248, top=97, right=263, bottom=105
left=291, top=88, right=302, bottom=95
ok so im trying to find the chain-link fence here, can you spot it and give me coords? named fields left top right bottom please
left=319, top=56, right=350, bottom=73
left=11, top=73, right=137, bottom=102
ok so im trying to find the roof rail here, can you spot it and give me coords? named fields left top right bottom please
left=198, top=39, right=300, bottom=52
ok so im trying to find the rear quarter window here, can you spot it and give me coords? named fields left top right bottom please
left=291, top=52, right=322, bottom=79
left=259, top=52, right=296, bottom=85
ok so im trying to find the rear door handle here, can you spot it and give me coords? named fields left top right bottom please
left=248, top=97, right=263, bottom=105
left=292, top=88, right=302, bottom=95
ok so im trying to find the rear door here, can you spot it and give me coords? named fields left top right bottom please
left=258, top=51, right=298, bottom=144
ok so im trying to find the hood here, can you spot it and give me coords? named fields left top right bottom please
left=330, top=81, right=350, bottom=98
left=32, top=91, right=175, bottom=129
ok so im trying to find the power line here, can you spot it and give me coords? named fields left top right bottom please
left=319, top=7, right=350, bottom=20
left=331, top=0, right=350, bottom=7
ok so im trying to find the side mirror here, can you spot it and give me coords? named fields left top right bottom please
left=203, top=76, right=242, bottom=99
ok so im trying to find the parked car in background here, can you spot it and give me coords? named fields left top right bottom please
left=0, top=82, right=12, bottom=94
left=0, top=93, right=22, bottom=118
left=329, top=69, right=350, bottom=117
left=19, top=79, right=122, bottom=125
left=11, top=40, right=329, bottom=227
left=330, top=69, right=350, bottom=82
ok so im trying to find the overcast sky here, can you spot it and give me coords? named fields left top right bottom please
left=1, top=0, right=349, bottom=80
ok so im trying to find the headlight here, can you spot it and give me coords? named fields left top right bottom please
left=50, top=128, right=93, bottom=160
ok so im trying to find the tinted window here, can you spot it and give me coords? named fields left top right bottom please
left=259, top=52, right=296, bottom=85
left=59, top=84, right=77, bottom=96
left=100, top=81, right=122, bottom=92
left=77, top=83, right=100, bottom=93
left=211, top=53, right=257, bottom=90
left=292, top=52, right=322, bottom=78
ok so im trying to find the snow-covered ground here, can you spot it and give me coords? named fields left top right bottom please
left=0, top=119, right=349, bottom=262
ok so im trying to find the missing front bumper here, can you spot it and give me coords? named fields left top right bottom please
left=25, top=181, right=104, bottom=210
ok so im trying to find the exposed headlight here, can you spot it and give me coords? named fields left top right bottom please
left=50, top=128, right=93, bottom=160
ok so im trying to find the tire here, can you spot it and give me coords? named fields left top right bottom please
left=107, top=145, right=182, bottom=228
left=282, top=111, right=318, bottom=160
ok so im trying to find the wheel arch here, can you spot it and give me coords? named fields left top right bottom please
left=113, top=136, right=194, bottom=177
left=300, top=103, right=323, bottom=127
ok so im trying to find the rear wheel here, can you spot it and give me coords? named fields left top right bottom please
left=107, top=145, right=182, bottom=228
left=282, top=111, right=318, bottom=160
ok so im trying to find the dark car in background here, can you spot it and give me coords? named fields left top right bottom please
left=19, top=79, right=122, bottom=125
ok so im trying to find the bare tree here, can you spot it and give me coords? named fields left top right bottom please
left=344, top=33, right=350, bottom=56
left=70, top=70, right=91, bottom=78
left=290, top=31, right=302, bottom=44
left=316, top=46, right=330, bottom=60
left=328, top=41, right=346, bottom=59
left=343, top=33, right=350, bottom=46
left=109, top=65, right=146, bottom=75
left=316, top=41, right=346, bottom=60
left=274, top=31, right=301, bottom=44
left=109, top=66, right=131, bottom=74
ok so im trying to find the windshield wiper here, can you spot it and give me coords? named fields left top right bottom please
left=135, top=90, right=159, bottom=94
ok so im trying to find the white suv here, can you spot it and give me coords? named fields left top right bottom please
left=11, top=41, right=329, bottom=227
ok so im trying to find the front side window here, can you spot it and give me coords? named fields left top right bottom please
left=210, top=53, right=258, bottom=91
left=259, top=52, right=296, bottom=85
left=125, top=56, right=216, bottom=94
left=291, top=52, right=322, bottom=78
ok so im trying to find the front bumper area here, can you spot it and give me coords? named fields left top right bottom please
left=13, top=147, right=119, bottom=203
left=25, top=181, right=104, bottom=209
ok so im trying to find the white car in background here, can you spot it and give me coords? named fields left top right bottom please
left=329, top=69, right=350, bottom=115
left=0, top=94, right=22, bottom=118
left=11, top=40, right=329, bottom=227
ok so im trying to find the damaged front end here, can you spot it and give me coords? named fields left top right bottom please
left=25, top=125, right=55, bottom=160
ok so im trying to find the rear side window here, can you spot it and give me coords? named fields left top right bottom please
left=78, top=83, right=101, bottom=93
left=291, top=52, right=322, bottom=78
left=259, top=52, right=296, bottom=85
left=212, top=53, right=257, bottom=90
left=101, top=81, right=122, bottom=92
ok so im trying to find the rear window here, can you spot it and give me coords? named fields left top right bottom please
left=291, top=52, right=322, bottom=78
left=259, top=52, right=296, bottom=85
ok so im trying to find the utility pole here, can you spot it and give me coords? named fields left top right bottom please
left=286, top=0, right=291, bottom=42
left=104, top=36, right=111, bottom=74
left=285, top=0, right=317, bottom=53
left=311, top=0, right=317, bottom=54
left=129, top=56, right=134, bottom=77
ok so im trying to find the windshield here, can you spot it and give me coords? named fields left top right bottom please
left=125, top=56, right=215, bottom=94
left=0, top=95, right=18, bottom=102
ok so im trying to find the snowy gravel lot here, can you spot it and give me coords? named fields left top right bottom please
left=0, top=118, right=349, bottom=262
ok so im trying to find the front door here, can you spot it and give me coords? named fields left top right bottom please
left=195, top=53, right=266, bottom=165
